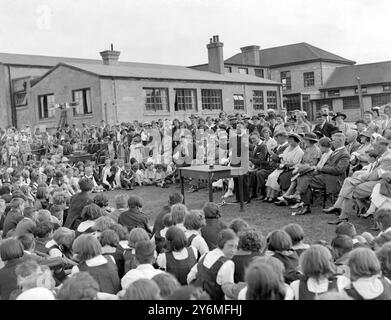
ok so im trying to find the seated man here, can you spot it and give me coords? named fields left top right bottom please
left=291, top=133, right=350, bottom=216
left=248, top=132, right=268, bottom=199
left=255, top=131, right=289, bottom=200
left=323, top=137, right=391, bottom=224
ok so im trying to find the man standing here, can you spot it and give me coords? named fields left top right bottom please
left=313, top=113, right=339, bottom=138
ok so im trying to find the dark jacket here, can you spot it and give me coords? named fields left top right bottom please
left=152, top=205, right=171, bottom=236
left=63, top=191, right=92, bottom=230
left=2, top=210, right=24, bottom=237
left=119, top=208, right=152, bottom=235
left=0, top=257, right=25, bottom=300
left=201, top=218, right=227, bottom=250
left=314, top=122, right=339, bottom=138
left=249, top=142, right=268, bottom=169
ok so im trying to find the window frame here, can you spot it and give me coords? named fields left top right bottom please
left=354, top=87, right=367, bottom=94
left=303, top=72, right=315, bottom=87
left=14, top=91, right=28, bottom=107
left=37, top=93, right=55, bottom=120
left=254, top=68, right=264, bottom=78
left=233, top=94, right=245, bottom=110
left=224, top=66, right=232, bottom=73
left=174, top=88, right=198, bottom=112
left=327, top=90, right=340, bottom=97
left=72, top=88, right=93, bottom=116
left=143, top=87, right=170, bottom=112
left=252, top=90, right=264, bottom=110
left=383, top=84, right=391, bottom=92
left=201, top=89, right=223, bottom=111
left=238, top=67, right=248, bottom=75
left=266, top=91, right=278, bottom=109
left=342, top=96, right=360, bottom=110
left=280, top=71, right=291, bottom=90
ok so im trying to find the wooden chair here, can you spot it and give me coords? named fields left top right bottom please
left=311, top=187, right=336, bottom=208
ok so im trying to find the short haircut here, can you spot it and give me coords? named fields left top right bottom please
left=169, top=193, right=184, bottom=206
left=0, top=238, right=24, bottom=261
left=374, top=209, right=391, bottom=230
left=348, top=247, right=381, bottom=281
left=98, top=229, right=119, bottom=247
left=93, top=194, right=109, bottom=208
left=23, top=207, right=37, bottom=219
left=57, top=272, right=99, bottom=300
left=17, top=233, right=35, bottom=250
left=331, top=132, right=346, bottom=144
left=238, top=229, right=265, bottom=253
left=283, top=224, right=305, bottom=246
left=217, top=228, right=237, bottom=249
left=10, top=198, right=24, bottom=210
left=331, top=235, right=353, bottom=256
left=152, top=272, right=181, bottom=299
left=78, top=178, right=94, bottom=192
left=35, top=210, right=51, bottom=224
left=50, top=205, right=63, bottom=221
left=267, top=230, right=292, bottom=252
left=299, top=245, right=333, bottom=280
left=128, top=228, right=150, bottom=248
left=81, top=203, right=103, bottom=221
left=318, top=137, right=332, bottom=148
left=376, top=242, right=391, bottom=277
left=251, top=256, right=285, bottom=282
left=165, top=226, right=188, bottom=252
left=261, top=127, right=271, bottom=135
left=162, top=213, right=174, bottom=228
left=135, top=240, right=156, bottom=264
left=34, top=221, right=54, bottom=238
left=184, top=210, right=206, bottom=231
left=128, top=195, right=143, bottom=209
left=229, top=218, right=250, bottom=234
left=114, top=194, right=127, bottom=209
left=123, top=279, right=161, bottom=300
left=171, top=204, right=188, bottom=224
left=109, top=224, right=129, bottom=241
left=72, top=234, right=102, bottom=262
left=93, top=216, right=116, bottom=232
left=53, top=227, right=75, bottom=249
left=335, top=222, right=357, bottom=238
left=245, top=262, right=285, bottom=300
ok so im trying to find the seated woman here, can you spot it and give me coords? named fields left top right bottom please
left=350, top=131, right=372, bottom=173
left=75, top=203, right=103, bottom=236
left=71, top=234, right=121, bottom=294
left=184, top=210, right=209, bottom=259
left=264, top=133, right=304, bottom=202
left=157, top=226, right=198, bottom=285
left=283, top=224, right=310, bottom=257
left=275, top=133, right=321, bottom=206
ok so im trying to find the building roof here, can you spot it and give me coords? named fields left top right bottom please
left=35, top=62, right=281, bottom=86
left=224, top=42, right=356, bottom=67
left=321, top=61, right=391, bottom=90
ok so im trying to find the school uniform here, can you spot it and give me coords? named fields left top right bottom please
left=344, top=276, right=391, bottom=300
left=121, top=263, right=164, bottom=290
left=201, top=218, right=228, bottom=250
left=157, top=247, right=198, bottom=285
left=187, top=248, right=235, bottom=300
left=185, top=230, right=209, bottom=258
left=232, top=252, right=261, bottom=283
left=72, top=255, right=121, bottom=294
left=0, top=257, right=26, bottom=300
left=270, top=250, right=300, bottom=284
left=290, top=276, right=347, bottom=300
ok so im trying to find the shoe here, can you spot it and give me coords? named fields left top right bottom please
left=255, top=195, right=265, bottom=201
left=327, top=218, right=349, bottom=225
left=223, top=189, right=234, bottom=198
left=262, top=197, right=270, bottom=203
left=275, top=200, right=289, bottom=206
left=267, top=197, right=277, bottom=203
left=291, top=202, right=304, bottom=209
left=322, top=207, right=341, bottom=215
left=277, top=196, right=285, bottom=201
left=294, top=206, right=311, bottom=216
left=284, top=195, right=300, bottom=202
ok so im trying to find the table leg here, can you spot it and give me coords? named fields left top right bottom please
left=180, top=172, right=185, bottom=205
left=239, top=175, right=244, bottom=212
left=208, top=173, right=213, bottom=203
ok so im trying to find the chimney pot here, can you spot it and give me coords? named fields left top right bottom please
left=206, top=35, right=224, bottom=74
left=100, top=49, right=121, bottom=65
left=240, top=45, right=261, bottom=66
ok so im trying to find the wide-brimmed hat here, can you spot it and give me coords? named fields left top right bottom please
left=358, top=131, right=372, bottom=139
left=274, top=131, right=288, bottom=138
left=303, top=132, right=318, bottom=143
left=313, top=130, right=324, bottom=139
left=332, top=112, right=347, bottom=121
left=288, top=132, right=301, bottom=142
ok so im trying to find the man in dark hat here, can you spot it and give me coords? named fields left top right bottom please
left=249, top=132, right=268, bottom=199
left=364, top=110, right=377, bottom=133
left=333, top=112, right=349, bottom=135
left=313, top=113, right=339, bottom=138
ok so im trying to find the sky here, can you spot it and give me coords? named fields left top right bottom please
left=1, top=0, right=391, bottom=66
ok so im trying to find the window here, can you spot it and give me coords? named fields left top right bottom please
left=174, top=89, right=197, bottom=111
left=143, top=88, right=169, bottom=112
left=233, top=94, right=245, bottom=110
left=254, top=69, right=264, bottom=78
left=38, top=94, right=55, bottom=119
left=383, top=84, right=391, bottom=92
left=355, top=87, right=367, bottom=94
left=72, top=88, right=92, bottom=115
left=253, top=91, right=264, bottom=110
left=284, top=94, right=301, bottom=112
left=238, top=68, right=248, bottom=75
left=343, top=96, right=360, bottom=109
left=315, top=100, right=333, bottom=112
left=371, top=93, right=391, bottom=107
left=303, top=72, right=315, bottom=87
left=280, top=71, right=291, bottom=90
left=14, top=92, right=27, bottom=107
left=328, top=90, right=340, bottom=97
left=224, top=66, right=232, bottom=73
left=267, top=91, right=278, bottom=109
left=201, top=89, right=223, bottom=110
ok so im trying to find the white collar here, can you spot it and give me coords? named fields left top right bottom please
left=334, top=146, right=345, bottom=152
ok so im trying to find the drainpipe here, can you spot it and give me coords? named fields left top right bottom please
left=7, top=65, right=16, bottom=128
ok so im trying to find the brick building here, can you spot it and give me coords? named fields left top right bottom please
left=191, top=42, right=356, bottom=119
left=9, top=36, right=281, bottom=130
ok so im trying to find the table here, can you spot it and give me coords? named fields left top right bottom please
left=178, top=165, right=247, bottom=212
left=68, top=153, right=93, bottom=164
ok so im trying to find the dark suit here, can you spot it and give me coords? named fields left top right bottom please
left=63, top=191, right=92, bottom=230
left=346, top=140, right=361, bottom=155
left=255, top=143, right=289, bottom=197
left=119, top=208, right=152, bottom=235
left=300, top=147, right=350, bottom=205
left=249, top=142, right=269, bottom=198
left=314, top=122, right=339, bottom=138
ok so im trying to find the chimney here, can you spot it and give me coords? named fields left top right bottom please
left=100, top=44, right=121, bottom=65
left=207, top=35, right=224, bottom=74
left=240, top=45, right=260, bottom=66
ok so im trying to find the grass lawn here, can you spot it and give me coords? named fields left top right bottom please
left=104, top=185, right=376, bottom=244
